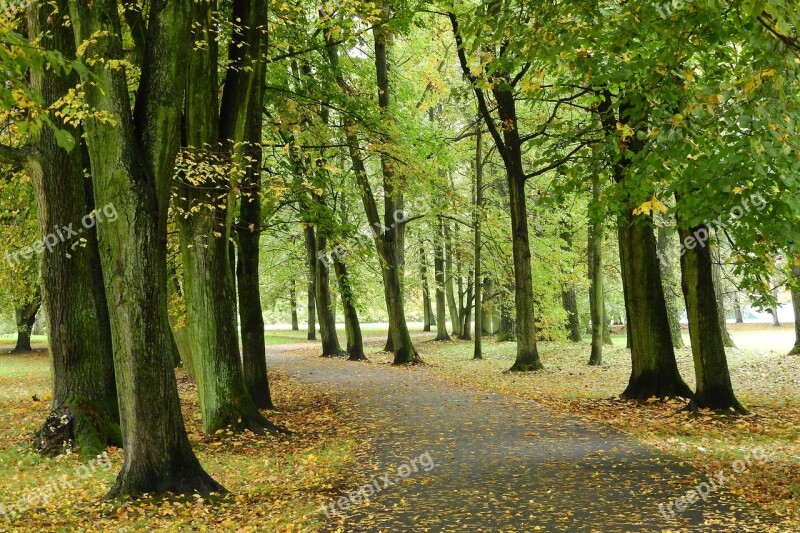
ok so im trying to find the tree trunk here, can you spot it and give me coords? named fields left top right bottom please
left=588, top=174, right=604, bottom=365
left=67, top=0, right=222, bottom=496
left=460, top=273, right=474, bottom=341
left=679, top=225, right=745, bottom=413
left=711, top=246, right=736, bottom=347
left=334, top=257, right=366, bottom=360
left=235, top=34, right=272, bottom=409
left=561, top=286, right=582, bottom=343
left=420, top=241, right=433, bottom=332
left=12, top=297, right=40, bottom=354
left=179, top=0, right=277, bottom=435
left=433, top=220, right=450, bottom=341
left=305, top=227, right=318, bottom=340
left=473, top=125, right=483, bottom=359
left=498, top=297, right=516, bottom=341
left=619, top=217, right=691, bottom=399
left=290, top=279, right=300, bottom=330
left=315, top=233, right=345, bottom=357
left=790, top=263, right=800, bottom=355
left=657, top=226, right=685, bottom=349
left=733, top=292, right=745, bottom=323
left=444, top=220, right=462, bottom=338
left=481, top=279, right=494, bottom=336
left=494, top=89, right=543, bottom=372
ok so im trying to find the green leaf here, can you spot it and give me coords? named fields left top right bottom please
left=53, top=128, right=76, bottom=152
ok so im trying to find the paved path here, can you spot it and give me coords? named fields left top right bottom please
left=267, top=342, right=777, bottom=532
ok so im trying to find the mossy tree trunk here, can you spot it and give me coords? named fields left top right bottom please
left=25, top=4, right=120, bottom=456
left=67, top=0, right=222, bottom=496
left=179, top=0, right=276, bottom=435
left=678, top=225, right=745, bottom=413
left=588, top=174, right=604, bottom=365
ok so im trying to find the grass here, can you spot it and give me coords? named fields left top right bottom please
left=0, top=350, right=360, bottom=531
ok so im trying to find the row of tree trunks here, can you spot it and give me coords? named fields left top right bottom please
left=179, top=0, right=275, bottom=435
left=67, top=0, right=222, bottom=496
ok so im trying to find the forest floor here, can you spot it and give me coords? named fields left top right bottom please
left=0, top=340, right=361, bottom=531
left=266, top=323, right=798, bottom=532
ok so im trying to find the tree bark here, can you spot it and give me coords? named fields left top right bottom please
left=315, top=233, right=345, bottom=356
left=434, top=220, right=450, bottom=341
left=657, top=226, right=685, bottom=349
left=12, top=297, right=39, bottom=354
left=334, top=257, right=366, bottom=360
left=67, top=0, right=221, bottom=495
left=444, top=220, right=461, bottom=338
left=179, top=0, right=277, bottom=434
left=420, top=241, right=433, bottom=332
left=587, top=172, right=604, bottom=365
left=325, top=30, right=419, bottom=364
left=619, top=216, right=691, bottom=399
left=481, top=279, right=494, bottom=336
left=679, top=225, right=745, bottom=413
left=473, top=125, right=483, bottom=359
left=290, top=279, right=300, bottom=330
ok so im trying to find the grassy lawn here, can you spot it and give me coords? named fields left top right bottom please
left=0, top=349, right=359, bottom=531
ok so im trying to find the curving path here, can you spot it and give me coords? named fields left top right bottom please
left=266, top=341, right=777, bottom=532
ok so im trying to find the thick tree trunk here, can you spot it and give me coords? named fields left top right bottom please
left=67, top=0, right=221, bottom=496
left=236, top=40, right=272, bottom=410
left=561, top=286, right=582, bottom=343
left=657, top=227, right=685, bottom=349
left=12, top=298, right=39, bottom=354
left=180, top=0, right=276, bottom=435
left=588, top=174, right=604, bottom=365
left=619, top=217, right=691, bottom=399
left=679, top=225, right=745, bottom=413
left=27, top=1, right=120, bottom=458
left=334, top=257, right=366, bottom=360
left=791, top=264, right=800, bottom=355
left=495, top=91, right=543, bottom=372
left=711, top=247, right=736, bottom=347
left=315, top=233, right=345, bottom=357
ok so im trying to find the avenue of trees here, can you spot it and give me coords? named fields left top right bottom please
left=1, top=0, right=800, bottom=497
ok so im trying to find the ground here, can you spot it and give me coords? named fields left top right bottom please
left=0, top=324, right=797, bottom=531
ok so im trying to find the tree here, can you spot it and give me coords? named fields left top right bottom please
left=67, top=0, right=222, bottom=496
left=678, top=224, right=745, bottom=413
